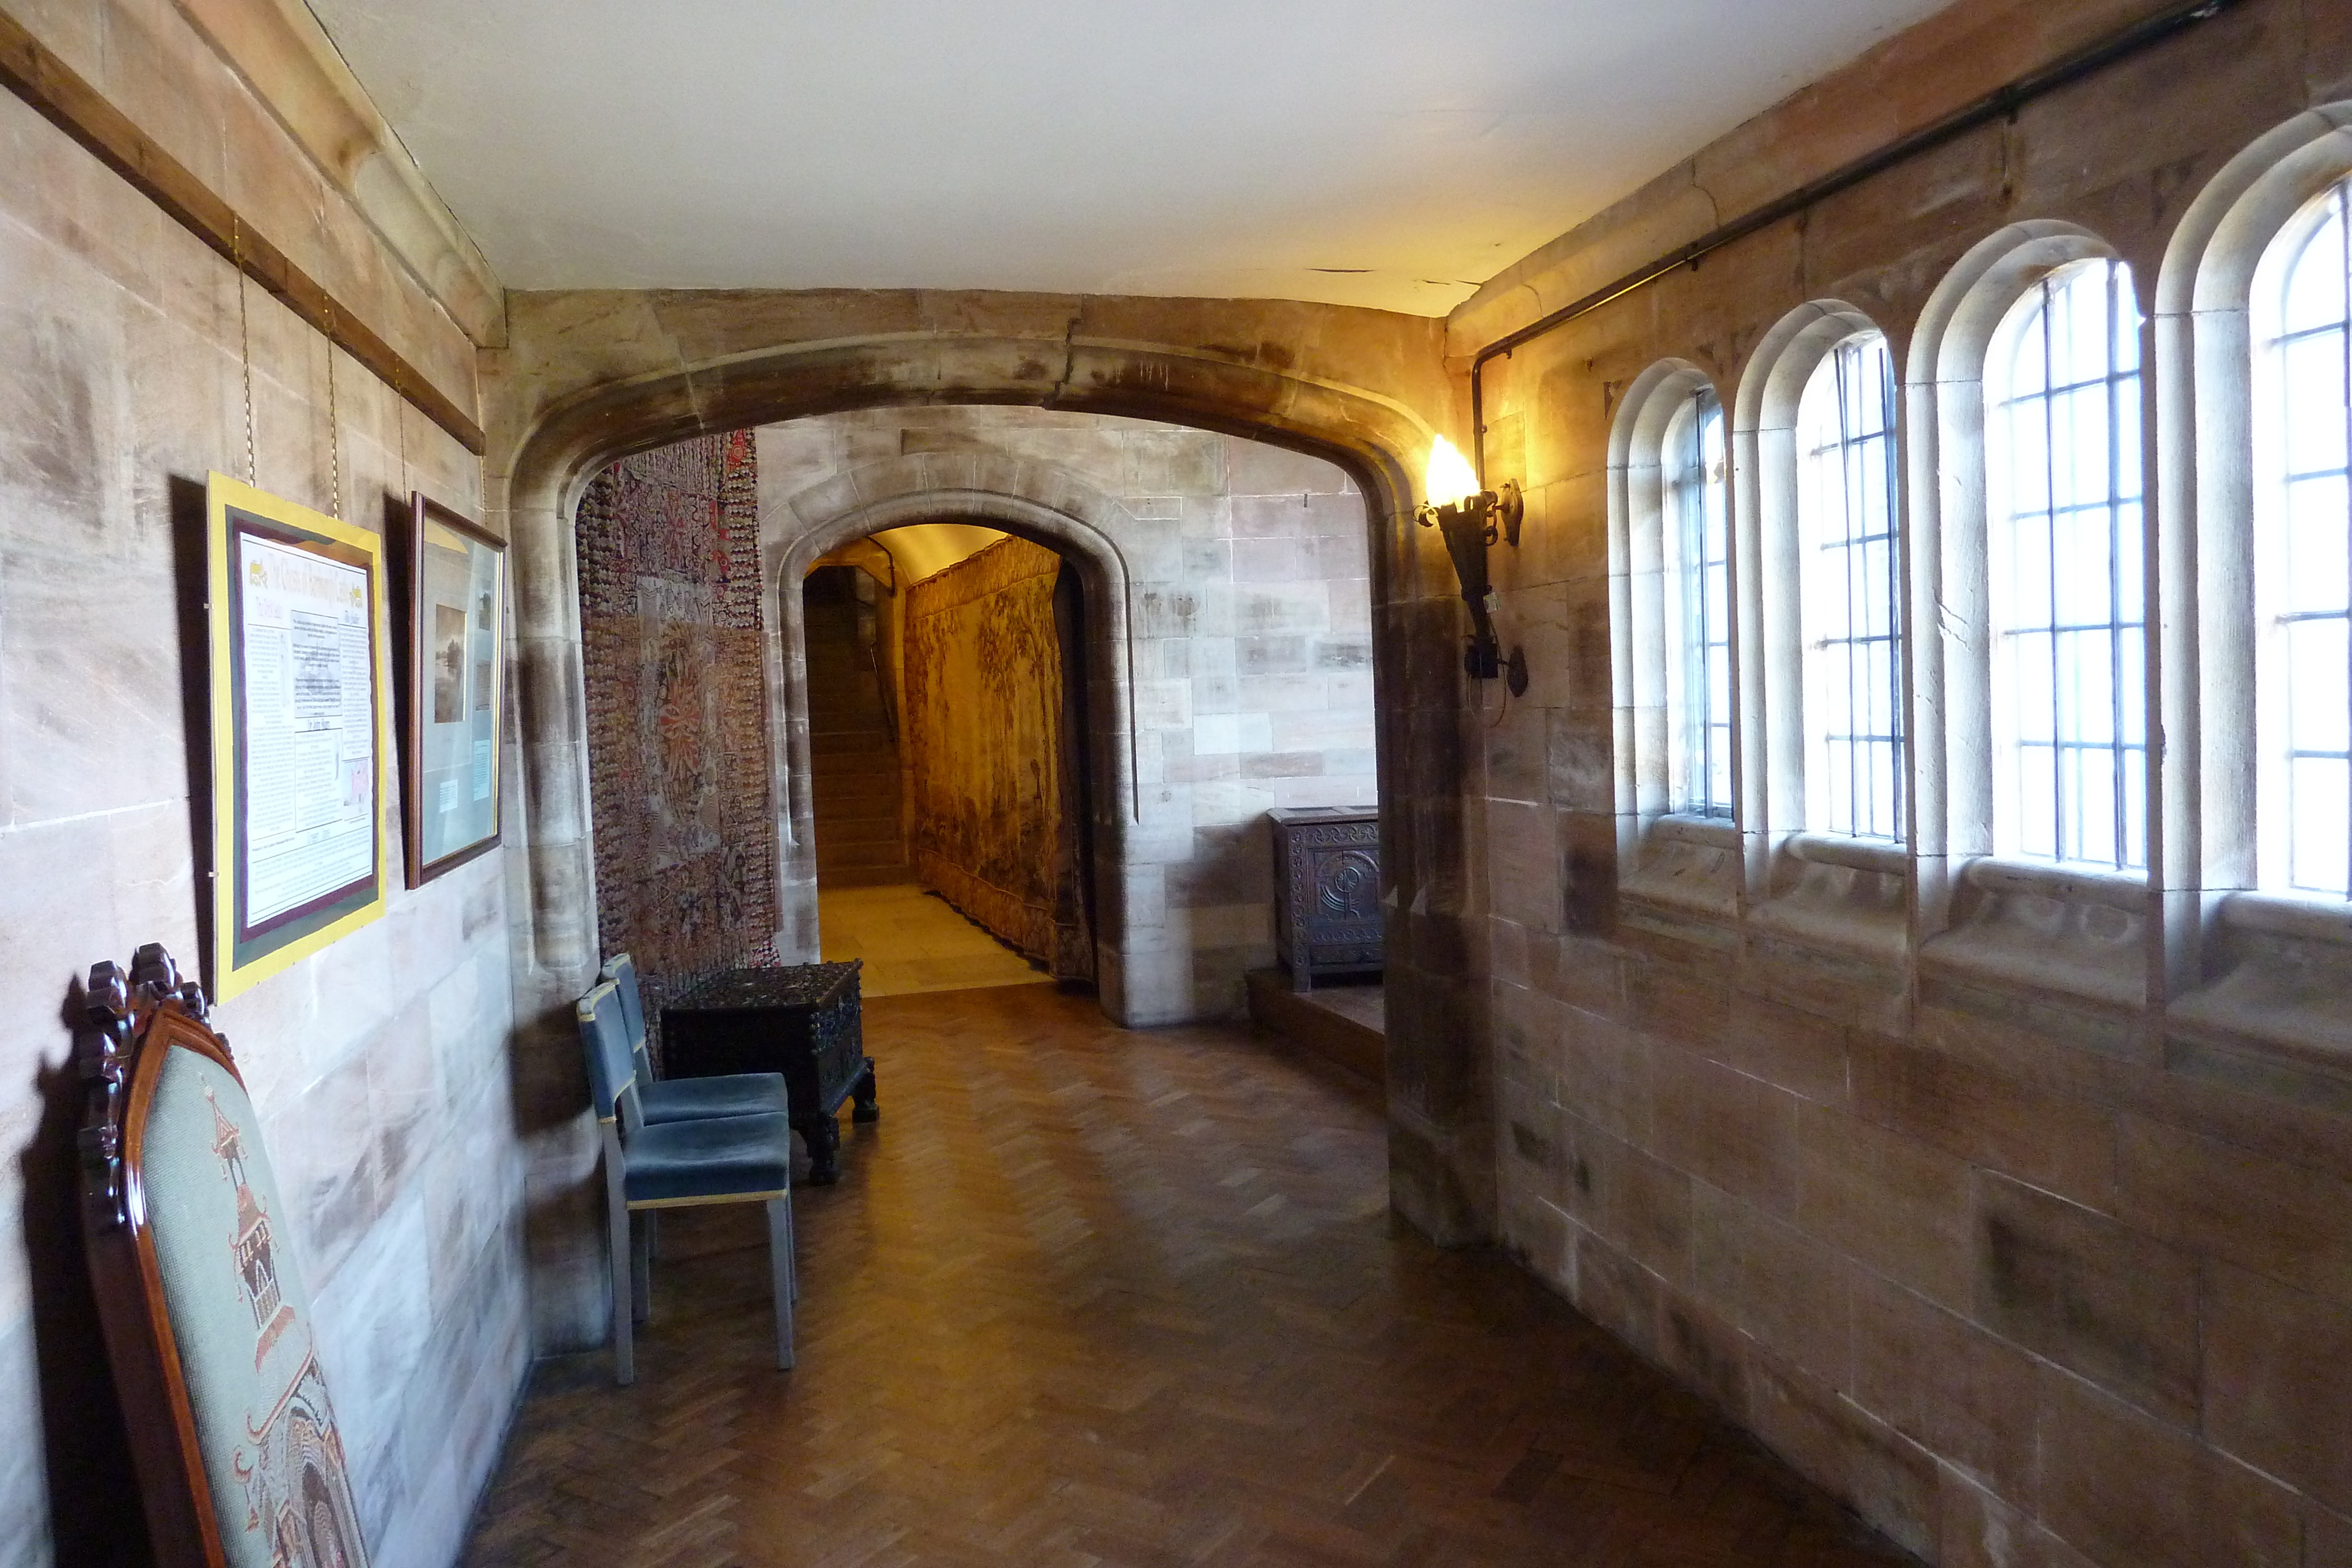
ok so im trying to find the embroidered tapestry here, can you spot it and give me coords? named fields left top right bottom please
left=577, top=432, right=778, bottom=1022
left=904, top=537, right=1091, bottom=978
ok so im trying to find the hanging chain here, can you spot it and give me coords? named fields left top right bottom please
left=323, top=299, right=341, bottom=519
left=232, top=216, right=256, bottom=486
left=394, top=367, right=408, bottom=497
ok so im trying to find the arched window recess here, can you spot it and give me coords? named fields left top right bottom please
left=2160, top=101, right=2352, bottom=1045
left=1608, top=360, right=1743, bottom=924
left=1907, top=222, right=2154, bottom=1011
left=1732, top=302, right=1909, bottom=958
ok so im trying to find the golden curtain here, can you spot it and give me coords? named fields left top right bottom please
left=903, top=537, right=1091, bottom=978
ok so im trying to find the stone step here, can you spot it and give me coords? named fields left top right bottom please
left=1244, top=969, right=1385, bottom=1092
left=813, top=804, right=903, bottom=830
left=818, top=846, right=908, bottom=870
left=813, top=862, right=916, bottom=889
left=813, top=821, right=904, bottom=848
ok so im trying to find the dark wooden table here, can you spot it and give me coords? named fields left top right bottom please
left=659, top=961, right=877, bottom=1184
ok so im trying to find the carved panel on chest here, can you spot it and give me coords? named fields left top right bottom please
left=1268, top=807, right=1385, bottom=991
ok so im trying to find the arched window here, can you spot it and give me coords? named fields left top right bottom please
left=1984, top=258, right=2146, bottom=871
left=1665, top=387, right=1732, bottom=817
left=1795, top=333, right=1903, bottom=838
left=1609, top=360, right=1739, bottom=908
left=2254, top=175, right=2352, bottom=895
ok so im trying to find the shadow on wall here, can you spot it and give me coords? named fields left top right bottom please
left=11, top=473, right=218, bottom=1564
left=18, top=982, right=151, bottom=1567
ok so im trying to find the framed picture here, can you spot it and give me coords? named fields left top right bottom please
left=206, top=473, right=394, bottom=1002
left=399, top=493, right=506, bottom=886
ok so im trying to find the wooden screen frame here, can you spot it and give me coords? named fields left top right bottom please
left=397, top=493, right=507, bottom=887
left=79, top=947, right=258, bottom=1567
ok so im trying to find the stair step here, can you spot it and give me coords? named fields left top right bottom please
left=814, top=803, right=897, bottom=823
left=818, top=846, right=908, bottom=870
left=813, top=823, right=904, bottom=848
left=815, top=864, right=916, bottom=889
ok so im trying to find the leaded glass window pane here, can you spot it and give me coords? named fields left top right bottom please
left=2264, top=179, right=2352, bottom=895
left=1989, top=259, right=2147, bottom=871
left=1797, top=333, right=1905, bottom=839
left=1669, top=389, right=1733, bottom=817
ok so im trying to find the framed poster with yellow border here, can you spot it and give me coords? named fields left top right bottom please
left=206, top=473, right=394, bottom=1002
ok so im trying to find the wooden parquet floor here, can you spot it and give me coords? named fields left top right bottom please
left=461, top=985, right=1913, bottom=1568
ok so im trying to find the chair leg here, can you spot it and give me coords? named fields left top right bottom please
left=766, top=1197, right=796, bottom=1370
left=631, top=1209, right=652, bottom=1325
left=786, top=1193, right=800, bottom=1303
left=609, top=1192, right=635, bottom=1386
left=646, top=1209, right=662, bottom=1260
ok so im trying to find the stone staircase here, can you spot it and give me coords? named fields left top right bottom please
left=804, top=569, right=910, bottom=887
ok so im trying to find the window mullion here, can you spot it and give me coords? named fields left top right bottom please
left=1882, top=352, right=1905, bottom=840
left=2110, top=264, right=2132, bottom=871
left=2042, top=279, right=2069, bottom=863
left=1841, top=346, right=1862, bottom=835
left=2339, top=184, right=2352, bottom=895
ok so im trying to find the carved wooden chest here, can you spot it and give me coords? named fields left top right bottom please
left=661, top=961, right=877, bottom=1184
left=1268, top=806, right=1384, bottom=991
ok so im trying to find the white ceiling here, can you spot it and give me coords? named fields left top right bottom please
left=306, top=0, right=1953, bottom=316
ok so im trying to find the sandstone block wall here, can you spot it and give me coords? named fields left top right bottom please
left=1469, top=2, right=2352, bottom=1564
left=757, top=407, right=1379, bottom=1023
left=0, top=6, right=524, bottom=1564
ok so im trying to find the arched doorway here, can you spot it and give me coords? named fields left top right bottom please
left=767, top=464, right=1145, bottom=1012
left=797, top=520, right=1101, bottom=1001
left=494, top=329, right=1491, bottom=1349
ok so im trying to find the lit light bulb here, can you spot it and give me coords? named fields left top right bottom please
left=1425, top=436, right=1480, bottom=511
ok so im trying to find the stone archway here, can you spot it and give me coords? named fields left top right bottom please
left=763, top=462, right=1147, bottom=1019
left=486, top=315, right=1491, bottom=1348
left=492, top=333, right=1439, bottom=1007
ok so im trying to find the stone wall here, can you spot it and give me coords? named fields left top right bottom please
left=576, top=431, right=777, bottom=1021
left=0, top=5, right=524, bottom=1566
left=1468, top=2, right=2352, bottom=1564
left=756, top=407, right=1379, bottom=1024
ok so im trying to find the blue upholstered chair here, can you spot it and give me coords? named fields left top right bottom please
left=577, top=980, right=797, bottom=1383
left=600, top=952, right=790, bottom=1125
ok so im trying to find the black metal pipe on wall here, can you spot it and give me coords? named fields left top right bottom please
left=1468, top=0, right=2243, bottom=484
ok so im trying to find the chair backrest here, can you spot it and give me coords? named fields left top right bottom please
left=576, top=981, right=640, bottom=1128
left=80, top=943, right=374, bottom=1568
left=599, top=951, right=653, bottom=1081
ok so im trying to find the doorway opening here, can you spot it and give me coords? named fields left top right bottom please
left=574, top=407, right=1389, bottom=1051
left=803, top=523, right=1097, bottom=999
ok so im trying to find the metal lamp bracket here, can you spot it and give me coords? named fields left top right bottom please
left=1416, top=480, right=1525, bottom=682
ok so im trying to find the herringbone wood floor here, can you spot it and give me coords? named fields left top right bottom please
left=462, top=985, right=1911, bottom=1568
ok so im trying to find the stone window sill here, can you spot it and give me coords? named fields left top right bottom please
left=1962, top=855, right=2148, bottom=910
left=1619, top=813, right=1742, bottom=924
left=2168, top=891, right=2352, bottom=1094
left=1917, top=855, right=2148, bottom=1010
left=1649, top=813, right=1740, bottom=850
left=2216, top=888, right=2352, bottom=945
left=1749, top=832, right=1910, bottom=964
left=1783, top=831, right=1909, bottom=876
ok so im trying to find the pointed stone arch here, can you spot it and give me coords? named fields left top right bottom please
left=761, top=458, right=1150, bottom=1019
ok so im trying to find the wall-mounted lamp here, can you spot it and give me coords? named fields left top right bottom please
left=1417, top=437, right=1526, bottom=691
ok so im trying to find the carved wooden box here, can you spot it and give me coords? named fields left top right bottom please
left=660, top=961, right=876, bottom=1184
left=1268, top=806, right=1384, bottom=991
